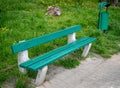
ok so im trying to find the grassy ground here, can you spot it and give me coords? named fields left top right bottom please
left=0, top=0, right=120, bottom=87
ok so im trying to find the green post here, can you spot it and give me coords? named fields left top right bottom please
left=98, top=2, right=110, bottom=31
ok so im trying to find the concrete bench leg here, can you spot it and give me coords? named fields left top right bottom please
left=82, top=43, right=92, bottom=57
left=18, top=50, right=30, bottom=74
left=68, top=33, right=76, bottom=43
left=35, top=66, right=48, bottom=86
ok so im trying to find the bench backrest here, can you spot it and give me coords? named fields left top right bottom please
left=11, top=25, right=81, bottom=54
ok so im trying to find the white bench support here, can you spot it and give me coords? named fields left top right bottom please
left=82, top=43, right=92, bottom=57
left=18, top=50, right=48, bottom=86
left=68, top=33, right=76, bottom=43
left=18, top=50, right=30, bottom=74
left=35, top=66, right=48, bottom=86
left=18, top=40, right=48, bottom=86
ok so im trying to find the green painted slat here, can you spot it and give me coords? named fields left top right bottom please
left=22, top=38, right=96, bottom=70
left=20, top=37, right=89, bottom=68
left=28, top=38, right=96, bottom=70
left=12, top=25, right=81, bottom=54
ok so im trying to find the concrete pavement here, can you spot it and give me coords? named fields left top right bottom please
left=37, top=53, right=120, bottom=88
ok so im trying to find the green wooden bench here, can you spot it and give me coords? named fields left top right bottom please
left=11, top=25, right=96, bottom=86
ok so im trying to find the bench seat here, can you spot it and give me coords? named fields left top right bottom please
left=20, top=37, right=96, bottom=71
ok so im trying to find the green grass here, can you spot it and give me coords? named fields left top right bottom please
left=54, top=58, right=80, bottom=69
left=0, top=0, right=120, bottom=87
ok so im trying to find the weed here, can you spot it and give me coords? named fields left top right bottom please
left=0, top=72, right=9, bottom=85
left=55, top=58, right=80, bottom=69
left=16, top=78, right=25, bottom=88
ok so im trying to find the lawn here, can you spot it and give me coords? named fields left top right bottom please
left=0, top=0, right=120, bottom=87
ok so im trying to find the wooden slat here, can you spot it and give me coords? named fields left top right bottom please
left=20, top=37, right=96, bottom=70
left=28, top=38, right=96, bottom=70
left=12, top=25, right=81, bottom=54
left=20, top=37, right=89, bottom=68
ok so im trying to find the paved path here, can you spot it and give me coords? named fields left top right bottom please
left=37, top=53, right=120, bottom=88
